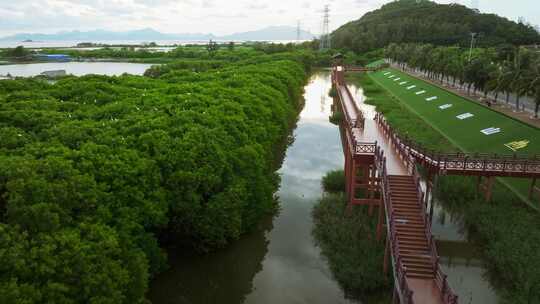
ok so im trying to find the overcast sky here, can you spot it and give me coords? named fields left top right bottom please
left=0, top=0, right=538, bottom=36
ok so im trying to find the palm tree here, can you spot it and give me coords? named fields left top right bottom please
left=527, top=58, right=540, bottom=117
left=511, top=48, right=533, bottom=111
left=498, top=62, right=515, bottom=105
left=486, top=65, right=503, bottom=102
left=464, top=59, right=483, bottom=95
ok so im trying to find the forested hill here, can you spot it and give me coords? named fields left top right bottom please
left=331, top=0, right=540, bottom=52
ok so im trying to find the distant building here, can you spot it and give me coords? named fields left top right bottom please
left=40, top=70, right=67, bottom=78
left=76, top=42, right=95, bottom=47
left=0, top=73, right=13, bottom=80
left=35, top=54, right=71, bottom=62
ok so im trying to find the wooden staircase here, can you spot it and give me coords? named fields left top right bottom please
left=332, top=67, right=458, bottom=303
left=388, top=175, right=435, bottom=280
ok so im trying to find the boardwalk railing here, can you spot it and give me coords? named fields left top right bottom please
left=375, top=146, right=415, bottom=304
left=355, top=142, right=376, bottom=154
left=376, top=113, right=540, bottom=178
left=345, top=66, right=381, bottom=72
left=375, top=121, right=459, bottom=304
left=334, top=66, right=460, bottom=303
left=332, top=70, right=365, bottom=129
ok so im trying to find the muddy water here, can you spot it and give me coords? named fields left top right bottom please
left=148, top=71, right=355, bottom=304
left=348, top=84, right=501, bottom=304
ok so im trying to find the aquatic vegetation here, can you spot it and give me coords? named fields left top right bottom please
left=321, top=169, right=345, bottom=193
left=313, top=171, right=391, bottom=303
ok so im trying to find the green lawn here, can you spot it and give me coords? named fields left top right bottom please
left=366, top=59, right=385, bottom=68
left=368, top=68, right=540, bottom=205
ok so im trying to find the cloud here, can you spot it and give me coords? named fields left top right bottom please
left=0, top=0, right=536, bottom=37
left=202, top=0, right=214, bottom=8
left=246, top=2, right=268, bottom=9
left=206, top=13, right=247, bottom=19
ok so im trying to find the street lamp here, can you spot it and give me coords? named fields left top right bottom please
left=468, top=32, right=477, bottom=62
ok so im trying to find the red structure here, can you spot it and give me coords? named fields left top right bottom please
left=331, top=64, right=540, bottom=304
left=345, top=66, right=381, bottom=72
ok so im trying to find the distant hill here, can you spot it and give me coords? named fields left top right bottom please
left=220, top=26, right=314, bottom=41
left=0, top=28, right=213, bottom=42
left=331, top=0, right=540, bottom=52
left=0, top=26, right=314, bottom=43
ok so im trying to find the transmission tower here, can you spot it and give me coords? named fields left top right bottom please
left=320, top=5, right=330, bottom=50
left=297, top=20, right=301, bottom=42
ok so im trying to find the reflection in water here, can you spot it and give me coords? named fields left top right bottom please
left=437, top=240, right=499, bottom=304
left=149, top=72, right=354, bottom=304
left=148, top=217, right=272, bottom=304
left=430, top=199, right=467, bottom=242
left=243, top=72, right=351, bottom=303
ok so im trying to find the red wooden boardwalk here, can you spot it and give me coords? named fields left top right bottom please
left=332, top=63, right=540, bottom=303
left=334, top=69, right=456, bottom=303
left=388, top=175, right=445, bottom=304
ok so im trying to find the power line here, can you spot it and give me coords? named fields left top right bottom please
left=320, top=5, right=330, bottom=50
left=297, top=20, right=301, bottom=42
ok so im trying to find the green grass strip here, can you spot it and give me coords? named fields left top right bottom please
left=368, top=68, right=540, bottom=208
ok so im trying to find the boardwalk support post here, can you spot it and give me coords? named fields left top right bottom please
left=347, top=156, right=357, bottom=213
left=476, top=176, right=482, bottom=196
left=485, top=176, right=495, bottom=202
left=530, top=178, right=539, bottom=205
left=392, top=287, right=398, bottom=304
left=368, top=165, right=376, bottom=215
left=430, top=174, right=438, bottom=224
left=479, top=176, right=495, bottom=202
left=424, top=171, right=433, bottom=209
left=383, top=235, right=389, bottom=274
left=477, top=176, right=495, bottom=202
left=377, top=196, right=384, bottom=241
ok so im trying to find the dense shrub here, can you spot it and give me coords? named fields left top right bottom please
left=313, top=171, right=391, bottom=302
left=329, top=111, right=344, bottom=125
left=312, top=191, right=391, bottom=301
left=321, top=169, right=345, bottom=193
left=0, top=53, right=310, bottom=302
left=328, top=87, right=337, bottom=98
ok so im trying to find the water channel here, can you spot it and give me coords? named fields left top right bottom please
left=149, top=71, right=501, bottom=303
left=148, top=71, right=351, bottom=304
left=0, top=62, right=500, bottom=303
